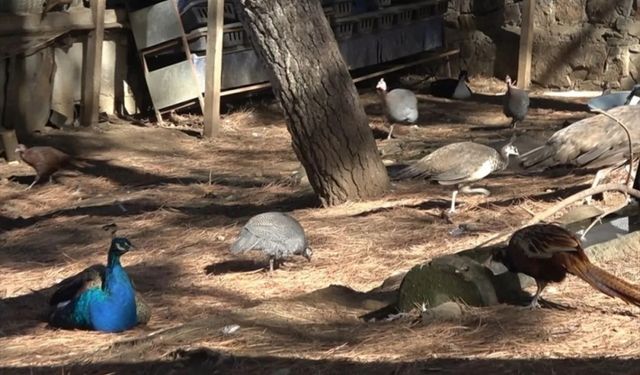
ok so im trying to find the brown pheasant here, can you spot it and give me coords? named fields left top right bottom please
left=492, top=223, right=640, bottom=309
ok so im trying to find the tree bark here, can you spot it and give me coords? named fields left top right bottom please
left=234, top=0, right=389, bottom=206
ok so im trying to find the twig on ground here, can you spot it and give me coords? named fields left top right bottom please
left=474, top=183, right=640, bottom=248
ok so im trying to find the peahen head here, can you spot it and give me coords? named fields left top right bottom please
left=109, top=237, right=135, bottom=256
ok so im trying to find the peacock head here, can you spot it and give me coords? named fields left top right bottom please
left=376, top=78, right=387, bottom=93
left=110, top=237, right=135, bottom=256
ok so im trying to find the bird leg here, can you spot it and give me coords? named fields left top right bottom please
left=269, top=257, right=275, bottom=273
left=527, top=280, right=548, bottom=309
left=26, top=175, right=41, bottom=190
left=584, top=167, right=612, bottom=204
left=511, top=119, right=518, bottom=129
left=449, top=190, right=459, bottom=213
left=386, top=123, right=395, bottom=140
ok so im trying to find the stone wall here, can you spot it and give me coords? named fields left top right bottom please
left=444, top=0, right=640, bottom=89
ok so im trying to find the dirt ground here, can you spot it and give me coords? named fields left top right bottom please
left=1, top=75, right=639, bottom=375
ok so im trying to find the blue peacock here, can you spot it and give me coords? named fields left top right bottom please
left=48, top=237, right=150, bottom=332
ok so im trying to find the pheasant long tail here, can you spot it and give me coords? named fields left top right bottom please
left=569, top=261, right=640, bottom=308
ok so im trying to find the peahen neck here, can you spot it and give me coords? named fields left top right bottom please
left=497, top=148, right=512, bottom=171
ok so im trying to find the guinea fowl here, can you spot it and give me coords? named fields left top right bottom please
left=49, top=237, right=140, bottom=332
left=587, top=84, right=640, bottom=111
left=519, top=105, right=640, bottom=194
left=231, top=211, right=312, bottom=272
left=429, top=70, right=472, bottom=100
left=503, top=75, right=530, bottom=128
left=49, top=264, right=151, bottom=327
left=15, top=144, right=71, bottom=189
left=376, top=78, right=418, bottom=140
left=393, top=140, right=519, bottom=213
left=491, top=223, right=640, bottom=309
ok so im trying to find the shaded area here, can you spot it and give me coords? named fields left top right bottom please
left=3, top=355, right=639, bottom=375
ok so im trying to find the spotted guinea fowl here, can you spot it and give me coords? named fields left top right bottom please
left=429, top=70, right=472, bottom=100
left=231, top=212, right=312, bottom=272
left=503, top=75, right=530, bottom=129
left=49, top=264, right=151, bottom=327
left=587, top=84, right=640, bottom=111
left=49, top=237, right=140, bottom=332
left=393, top=140, right=519, bottom=213
left=376, top=78, right=418, bottom=140
left=15, top=144, right=71, bottom=189
left=519, top=105, right=640, bottom=194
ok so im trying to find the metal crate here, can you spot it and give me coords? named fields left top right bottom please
left=332, top=18, right=355, bottom=40
left=354, top=14, right=376, bottom=34
left=394, top=6, right=414, bottom=25
left=415, top=1, right=438, bottom=19
left=224, top=0, right=237, bottom=20
left=377, top=9, right=395, bottom=29
left=331, top=0, right=353, bottom=17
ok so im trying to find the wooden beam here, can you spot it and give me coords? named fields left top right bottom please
left=79, top=0, right=106, bottom=127
left=517, top=0, right=535, bottom=89
left=218, top=49, right=461, bottom=97
left=203, top=0, right=225, bottom=138
left=0, top=9, right=124, bottom=36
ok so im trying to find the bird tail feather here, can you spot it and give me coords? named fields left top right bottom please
left=390, top=163, right=430, bottom=181
left=571, top=262, right=640, bottom=308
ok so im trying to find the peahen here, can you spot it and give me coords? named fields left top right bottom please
left=15, top=144, right=71, bottom=189
left=49, top=237, right=146, bottom=332
left=393, top=139, right=519, bottom=213
left=230, top=212, right=313, bottom=272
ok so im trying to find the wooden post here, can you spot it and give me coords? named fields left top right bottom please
left=80, top=0, right=106, bottom=127
left=517, top=0, right=535, bottom=89
left=0, top=128, right=18, bottom=162
left=203, top=0, right=224, bottom=138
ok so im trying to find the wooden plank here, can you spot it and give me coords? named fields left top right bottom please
left=517, top=0, right=535, bottom=89
left=351, top=49, right=460, bottom=84
left=203, top=0, right=225, bottom=138
left=0, top=9, right=124, bottom=36
left=79, top=0, right=106, bottom=127
left=218, top=49, right=461, bottom=97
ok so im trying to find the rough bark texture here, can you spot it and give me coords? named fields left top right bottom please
left=234, top=0, right=389, bottom=206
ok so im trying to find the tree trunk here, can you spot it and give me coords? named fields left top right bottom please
left=234, top=0, right=389, bottom=206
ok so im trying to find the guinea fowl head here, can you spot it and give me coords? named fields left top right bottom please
left=15, top=144, right=27, bottom=154
left=109, top=237, right=135, bottom=256
left=458, top=70, right=470, bottom=83
left=301, top=247, right=313, bottom=262
left=376, top=78, right=387, bottom=93
left=505, top=75, right=516, bottom=88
